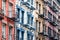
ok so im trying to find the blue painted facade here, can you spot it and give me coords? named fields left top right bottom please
left=16, top=27, right=24, bottom=40
left=20, top=0, right=35, bottom=10
left=16, top=4, right=35, bottom=30
left=15, top=0, right=35, bottom=40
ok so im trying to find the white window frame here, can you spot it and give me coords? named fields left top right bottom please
left=9, top=25, right=12, bottom=40
left=2, top=0, right=6, bottom=15
left=2, top=23, right=6, bottom=39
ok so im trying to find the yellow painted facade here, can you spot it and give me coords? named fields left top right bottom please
left=33, top=0, right=45, bottom=40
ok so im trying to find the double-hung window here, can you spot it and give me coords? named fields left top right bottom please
left=21, top=11, right=24, bottom=24
left=48, top=27, right=51, bottom=36
left=21, top=31, right=24, bottom=40
left=27, top=33, right=30, bottom=40
left=27, top=31, right=33, bottom=40
left=36, top=2, right=38, bottom=10
left=2, top=0, right=6, bottom=15
left=48, top=12, right=52, bottom=21
left=43, top=25, right=46, bottom=33
left=43, top=8, right=47, bottom=16
left=17, top=8, right=20, bottom=18
left=28, top=14, right=30, bottom=24
left=19, top=31, right=24, bottom=40
left=20, top=10, right=24, bottom=24
left=39, top=4, right=41, bottom=14
left=31, top=17, right=33, bottom=26
left=16, top=30, right=19, bottom=40
left=9, top=26, right=12, bottom=40
left=53, top=31, right=56, bottom=38
left=27, top=12, right=33, bottom=25
left=53, top=16, right=56, bottom=22
left=2, top=23, right=6, bottom=39
left=9, top=3, right=13, bottom=18
left=21, top=0, right=24, bottom=1
left=16, top=29, right=24, bottom=40
left=36, top=20, right=38, bottom=31
left=39, top=22, right=40, bottom=32
left=31, top=0, right=33, bottom=5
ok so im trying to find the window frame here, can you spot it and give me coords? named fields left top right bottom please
left=2, top=0, right=6, bottom=15
left=2, top=23, right=6, bottom=38
left=48, top=27, right=51, bottom=36
left=39, top=22, right=40, bottom=32
left=36, top=2, right=38, bottom=10
left=48, top=11, right=52, bottom=21
left=36, top=20, right=38, bottom=31
left=9, top=25, right=12, bottom=40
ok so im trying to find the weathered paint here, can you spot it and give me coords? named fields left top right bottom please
left=0, top=0, right=15, bottom=40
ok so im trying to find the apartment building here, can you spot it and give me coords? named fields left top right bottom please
left=15, top=0, right=36, bottom=40
left=58, top=13, right=60, bottom=40
left=34, top=0, right=48, bottom=40
left=0, top=0, right=60, bottom=40
left=0, top=0, right=16, bottom=40
left=43, top=0, right=59, bottom=40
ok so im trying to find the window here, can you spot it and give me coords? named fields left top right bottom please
left=28, top=14, right=30, bottom=24
left=27, top=12, right=33, bottom=25
left=36, top=20, right=38, bottom=31
left=16, top=30, right=19, bottom=40
left=16, top=28, right=24, bottom=40
left=20, top=31, right=24, bottom=40
left=39, top=4, right=41, bottom=14
left=20, top=10, right=24, bottom=24
left=51, top=30, right=53, bottom=37
left=2, top=0, right=6, bottom=15
left=43, top=25, right=46, bottom=33
left=21, top=11, right=24, bottom=24
left=53, top=16, right=56, bottom=22
left=27, top=34, right=30, bottom=40
left=31, top=17, right=33, bottom=26
left=53, top=2, right=56, bottom=7
left=39, top=22, right=40, bottom=31
left=53, top=31, right=56, bottom=38
left=17, top=8, right=20, bottom=18
left=21, top=32, right=24, bottom=40
left=2, top=23, right=6, bottom=39
left=9, top=3, right=13, bottom=17
left=27, top=31, right=33, bottom=40
left=9, top=26, right=12, bottom=40
left=48, top=12, right=52, bottom=21
left=36, top=2, right=38, bottom=9
left=48, top=27, right=51, bottom=36
left=43, top=8, right=47, bottom=16
left=31, top=0, right=33, bottom=5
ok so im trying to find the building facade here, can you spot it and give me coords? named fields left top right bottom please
left=15, top=0, right=36, bottom=40
left=34, top=0, right=46, bottom=40
left=0, top=0, right=60, bottom=40
left=0, top=0, right=15, bottom=40
left=43, top=0, right=60, bottom=40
